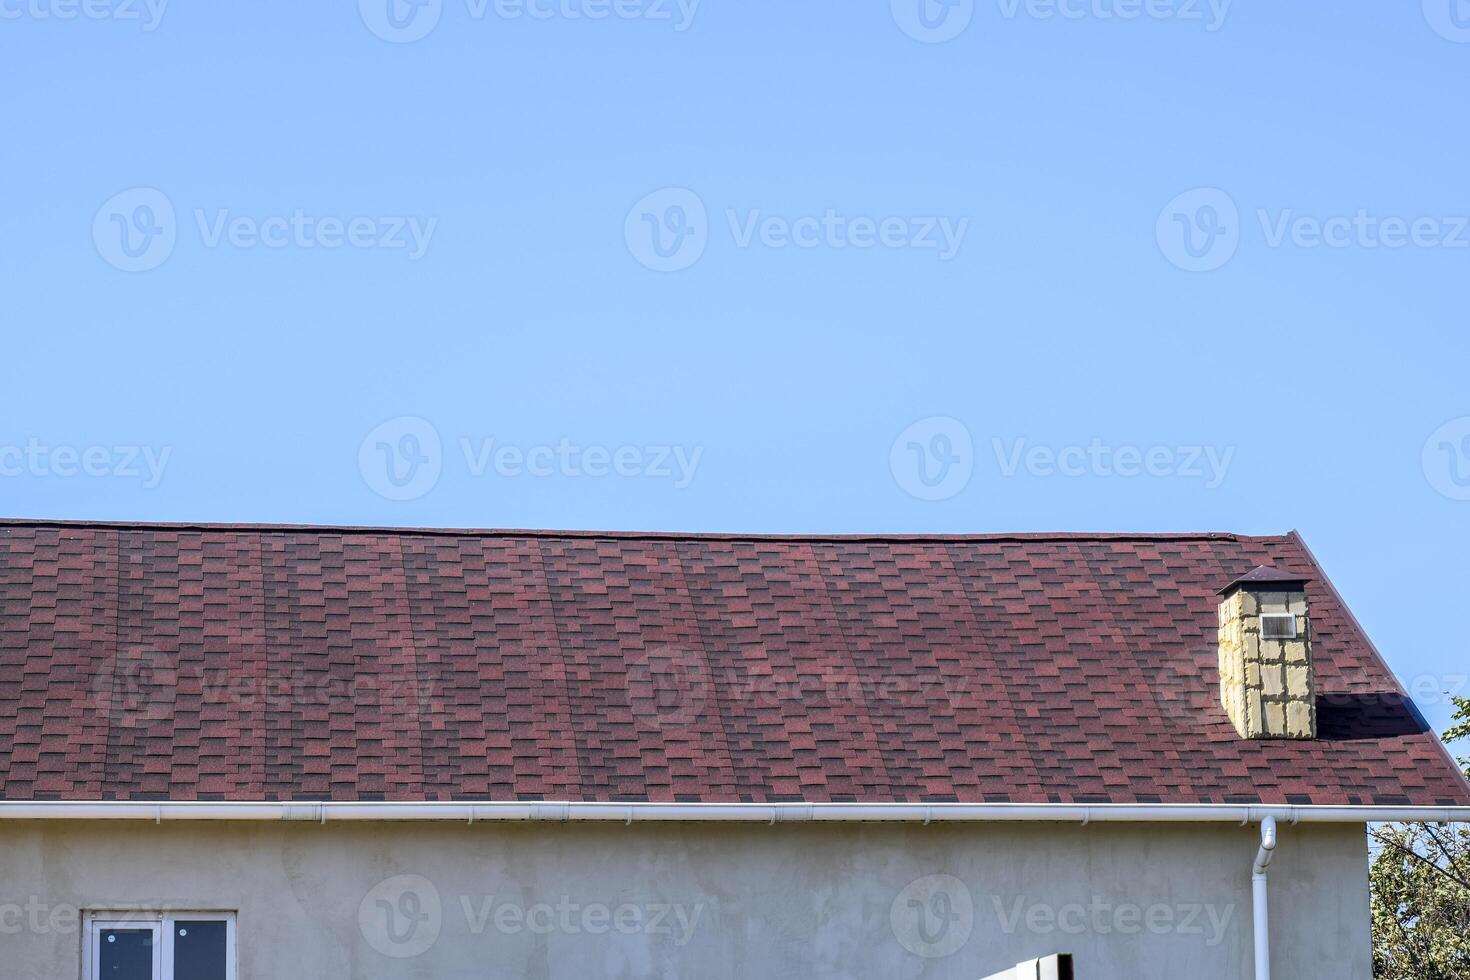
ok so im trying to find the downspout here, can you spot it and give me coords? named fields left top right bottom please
left=1252, top=816, right=1278, bottom=980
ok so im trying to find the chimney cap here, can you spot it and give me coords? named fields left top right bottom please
left=1218, top=565, right=1311, bottom=596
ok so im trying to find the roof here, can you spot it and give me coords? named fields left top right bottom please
left=1, top=519, right=1466, bottom=807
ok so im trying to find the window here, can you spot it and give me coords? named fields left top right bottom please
left=86, top=913, right=235, bottom=980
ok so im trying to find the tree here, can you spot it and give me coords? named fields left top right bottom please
left=1446, top=696, right=1470, bottom=777
left=1371, top=697, right=1470, bottom=979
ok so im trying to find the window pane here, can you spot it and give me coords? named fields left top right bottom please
left=99, top=928, right=154, bottom=979
left=172, top=920, right=227, bottom=980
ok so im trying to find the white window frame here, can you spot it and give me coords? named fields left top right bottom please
left=86, top=918, right=161, bottom=980
left=84, top=911, right=236, bottom=980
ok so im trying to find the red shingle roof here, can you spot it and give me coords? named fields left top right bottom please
left=1, top=520, right=1466, bottom=806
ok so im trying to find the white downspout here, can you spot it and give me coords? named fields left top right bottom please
left=1252, top=816, right=1278, bottom=980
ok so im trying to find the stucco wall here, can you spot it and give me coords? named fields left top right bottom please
left=0, top=820, right=1370, bottom=980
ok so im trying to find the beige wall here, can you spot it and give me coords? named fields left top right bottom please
left=0, top=820, right=1370, bottom=980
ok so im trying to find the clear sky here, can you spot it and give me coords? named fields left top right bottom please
left=2, top=1, right=1468, bottom=731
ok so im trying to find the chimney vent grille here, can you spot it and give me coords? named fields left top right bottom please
left=1259, top=614, right=1298, bottom=640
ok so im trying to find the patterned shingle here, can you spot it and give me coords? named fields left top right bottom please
left=0, top=521, right=1466, bottom=806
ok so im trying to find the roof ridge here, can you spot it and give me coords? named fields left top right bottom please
left=0, top=518, right=1266, bottom=544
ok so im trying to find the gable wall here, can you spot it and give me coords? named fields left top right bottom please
left=0, top=819, right=1370, bottom=980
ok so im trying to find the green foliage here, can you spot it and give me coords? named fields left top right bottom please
left=1371, top=823, right=1470, bottom=979
left=1446, top=697, right=1470, bottom=778
left=1371, top=697, right=1470, bottom=979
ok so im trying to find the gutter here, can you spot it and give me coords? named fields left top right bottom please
left=0, top=802, right=1467, bottom=823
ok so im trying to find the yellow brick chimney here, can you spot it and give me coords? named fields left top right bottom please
left=1217, top=566, right=1316, bottom=739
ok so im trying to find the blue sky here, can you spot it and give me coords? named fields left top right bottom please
left=2, top=1, right=1468, bottom=731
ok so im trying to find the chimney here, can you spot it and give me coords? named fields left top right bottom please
left=1216, top=566, right=1316, bottom=739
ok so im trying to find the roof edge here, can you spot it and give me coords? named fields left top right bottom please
left=0, top=517, right=1269, bottom=545
left=1288, top=530, right=1470, bottom=800
left=1, top=801, right=1466, bottom=825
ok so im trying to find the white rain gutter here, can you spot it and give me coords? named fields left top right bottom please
left=1252, top=815, right=1278, bottom=980
left=0, top=802, right=1466, bottom=824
